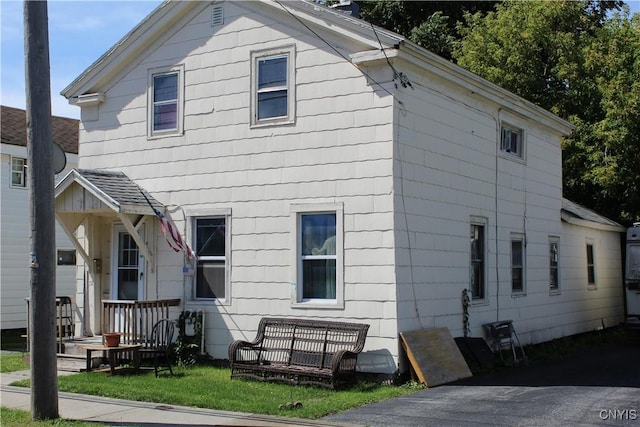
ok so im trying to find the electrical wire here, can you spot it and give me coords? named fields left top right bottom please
left=370, top=22, right=413, bottom=90
left=273, top=0, right=403, bottom=104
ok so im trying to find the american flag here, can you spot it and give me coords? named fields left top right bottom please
left=141, top=192, right=193, bottom=259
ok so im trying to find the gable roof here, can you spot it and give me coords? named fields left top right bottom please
left=60, top=0, right=573, bottom=135
left=0, top=105, right=79, bottom=154
left=55, top=169, right=163, bottom=215
left=561, top=198, right=625, bottom=232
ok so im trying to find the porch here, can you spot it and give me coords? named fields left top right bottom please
left=57, top=298, right=180, bottom=372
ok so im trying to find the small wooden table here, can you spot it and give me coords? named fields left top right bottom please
left=85, top=344, right=141, bottom=375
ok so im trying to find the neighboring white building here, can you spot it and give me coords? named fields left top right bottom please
left=55, top=1, right=625, bottom=373
left=1, top=105, right=79, bottom=330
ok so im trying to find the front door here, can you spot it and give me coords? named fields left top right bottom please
left=111, top=224, right=145, bottom=300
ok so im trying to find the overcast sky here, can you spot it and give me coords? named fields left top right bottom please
left=2, top=0, right=639, bottom=120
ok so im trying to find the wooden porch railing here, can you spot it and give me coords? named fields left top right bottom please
left=25, top=296, right=75, bottom=353
left=102, top=299, right=180, bottom=348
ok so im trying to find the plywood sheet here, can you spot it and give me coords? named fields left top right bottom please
left=400, top=327, right=472, bottom=387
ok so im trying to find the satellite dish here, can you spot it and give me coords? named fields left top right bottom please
left=53, top=142, right=67, bottom=174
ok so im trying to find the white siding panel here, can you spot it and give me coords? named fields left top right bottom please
left=77, top=1, right=395, bottom=360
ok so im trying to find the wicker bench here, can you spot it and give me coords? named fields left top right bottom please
left=229, top=317, right=369, bottom=389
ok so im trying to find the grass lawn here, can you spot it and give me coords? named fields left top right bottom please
left=43, top=366, right=420, bottom=419
left=0, top=353, right=29, bottom=373
left=0, top=407, right=99, bottom=427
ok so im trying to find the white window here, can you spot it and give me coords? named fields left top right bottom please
left=586, top=241, right=596, bottom=285
left=194, top=217, right=228, bottom=300
left=501, top=125, right=524, bottom=159
left=11, top=157, right=26, bottom=188
left=549, top=237, right=560, bottom=292
left=251, top=45, right=295, bottom=126
left=470, top=218, right=487, bottom=300
left=291, top=203, right=343, bottom=307
left=511, top=234, right=525, bottom=293
left=148, top=66, right=183, bottom=137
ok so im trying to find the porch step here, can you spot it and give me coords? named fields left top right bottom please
left=57, top=353, right=102, bottom=372
left=63, top=338, right=103, bottom=356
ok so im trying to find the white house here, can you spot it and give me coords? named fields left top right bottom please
left=55, top=0, right=624, bottom=373
left=1, top=105, right=79, bottom=330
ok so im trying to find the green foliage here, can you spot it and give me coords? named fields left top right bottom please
left=564, top=11, right=640, bottom=223
left=410, top=12, right=457, bottom=58
left=49, top=366, right=418, bottom=419
left=453, top=0, right=638, bottom=224
left=461, top=289, right=470, bottom=337
left=360, top=0, right=497, bottom=59
left=175, top=310, right=204, bottom=366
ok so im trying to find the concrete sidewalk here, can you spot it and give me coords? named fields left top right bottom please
left=1, top=370, right=362, bottom=427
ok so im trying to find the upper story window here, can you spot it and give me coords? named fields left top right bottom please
left=501, top=124, right=524, bottom=159
left=470, top=219, right=487, bottom=300
left=251, top=45, right=295, bottom=126
left=10, top=157, right=26, bottom=188
left=194, top=216, right=228, bottom=300
left=148, top=65, right=184, bottom=137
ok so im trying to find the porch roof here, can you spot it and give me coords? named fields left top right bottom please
left=55, top=169, right=164, bottom=267
left=55, top=169, right=163, bottom=215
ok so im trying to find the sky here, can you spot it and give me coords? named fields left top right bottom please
left=2, top=0, right=640, bottom=120
left=1, top=0, right=162, bottom=119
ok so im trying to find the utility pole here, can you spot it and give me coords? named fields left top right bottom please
left=24, top=0, right=59, bottom=420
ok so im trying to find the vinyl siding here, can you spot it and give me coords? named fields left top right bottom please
left=76, top=1, right=397, bottom=362
left=1, top=147, right=78, bottom=329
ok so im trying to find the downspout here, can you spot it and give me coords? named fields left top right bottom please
left=494, top=108, right=502, bottom=322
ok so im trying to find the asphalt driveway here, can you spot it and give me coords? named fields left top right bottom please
left=324, top=336, right=640, bottom=426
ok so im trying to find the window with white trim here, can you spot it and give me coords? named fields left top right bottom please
left=470, top=219, right=487, bottom=300
left=586, top=241, right=596, bottom=285
left=148, top=66, right=183, bottom=137
left=11, top=157, right=26, bottom=188
left=194, top=217, right=227, bottom=300
left=511, top=234, right=525, bottom=293
left=251, top=45, right=295, bottom=126
left=291, top=203, right=343, bottom=306
left=501, top=124, right=524, bottom=159
left=549, top=236, right=559, bottom=291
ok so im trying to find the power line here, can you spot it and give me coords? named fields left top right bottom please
left=273, top=0, right=403, bottom=104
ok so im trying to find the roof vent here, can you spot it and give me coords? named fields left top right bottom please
left=211, top=4, right=224, bottom=27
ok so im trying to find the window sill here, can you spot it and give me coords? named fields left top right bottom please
left=291, top=300, right=344, bottom=310
left=250, top=118, right=295, bottom=129
left=189, top=297, right=230, bottom=306
left=549, top=289, right=561, bottom=296
left=511, top=292, right=527, bottom=298
left=147, top=130, right=184, bottom=140
left=587, top=284, right=598, bottom=291
left=498, top=151, right=526, bottom=164
left=469, top=299, right=490, bottom=307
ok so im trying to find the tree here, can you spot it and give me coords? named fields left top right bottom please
left=453, top=0, right=638, bottom=224
left=563, top=11, right=640, bottom=223
left=359, top=1, right=497, bottom=60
